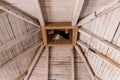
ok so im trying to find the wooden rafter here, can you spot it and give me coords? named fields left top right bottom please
left=75, top=45, right=95, bottom=80
left=33, top=0, right=45, bottom=27
left=77, top=40, right=120, bottom=73
left=72, top=47, right=75, bottom=80
left=77, top=0, right=120, bottom=26
left=24, top=45, right=44, bottom=80
left=72, top=0, right=85, bottom=26
left=16, top=72, right=26, bottom=80
left=0, top=1, right=40, bottom=27
left=79, top=28, right=120, bottom=55
left=0, top=28, right=40, bottom=53
left=45, top=47, right=49, bottom=80
left=0, top=42, right=42, bottom=70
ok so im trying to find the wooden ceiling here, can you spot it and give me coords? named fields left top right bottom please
left=4, top=0, right=114, bottom=23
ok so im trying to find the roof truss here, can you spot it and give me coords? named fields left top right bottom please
left=72, top=0, right=85, bottom=26
left=33, top=0, right=45, bottom=27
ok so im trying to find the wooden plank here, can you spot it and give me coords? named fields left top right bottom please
left=96, top=0, right=120, bottom=16
left=0, top=28, right=40, bottom=53
left=33, top=0, right=45, bottom=27
left=16, top=72, right=26, bottom=80
left=0, top=1, right=40, bottom=27
left=0, top=42, right=42, bottom=70
left=103, top=7, right=120, bottom=42
left=72, top=0, right=85, bottom=26
left=79, top=28, right=120, bottom=56
left=77, top=0, right=120, bottom=26
left=24, top=45, right=44, bottom=80
left=45, top=47, right=49, bottom=80
left=77, top=13, right=96, bottom=26
left=77, top=40, right=120, bottom=70
left=75, top=45, right=95, bottom=80
left=72, top=48, right=75, bottom=80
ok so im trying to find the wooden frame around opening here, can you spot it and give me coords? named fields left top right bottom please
left=42, top=24, right=78, bottom=46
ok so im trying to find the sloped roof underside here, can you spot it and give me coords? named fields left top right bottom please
left=0, top=0, right=120, bottom=80
left=4, top=0, right=115, bottom=22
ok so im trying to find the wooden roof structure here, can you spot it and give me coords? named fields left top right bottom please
left=0, top=0, right=120, bottom=80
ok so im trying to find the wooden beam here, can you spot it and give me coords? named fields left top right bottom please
left=0, top=28, right=40, bottom=53
left=24, top=45, right=44, bottom=80
left=16, top=72, right=27, bottom=80
left=45, top=47, right=49, bottom=80
left=77, top=13, right=96, bottom=26
left=77, top=0, right=120, bottom=26
left=33, top=0, right=45, bottom=27
left=0, top=42, right=42, bottom=70
left=0, top=1, right=40, bottom=27
left=96, top=0, right=120, bottom=16
left=77, top=40, right=120, bottom=71
left=72, top=47, right=75, bottom=80
left=79, top=28, right=120, bottom=55
left=75, top=45, right=95, bottom=80
left=72, top=0, right=85, bottom=26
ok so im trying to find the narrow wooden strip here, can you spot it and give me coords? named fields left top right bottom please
left=77, top=40, right=120, bottom=70
left=96, top=0, right=120, bottom=16
left=79, top=28, right=120, bottom=55
left=77, top=0, right=120, bottom=26
left=45, top=47, right=49, bottom=80
left=24, top=45, right=44, bottom=80
left=33, top=0, right=45, bottom=27
left=0, top=42, right=42, bottom=70
left=16, top=72, right=27, bottom=80
left=72, top=0, right=85, bottom=26
left=72, top=48, right=75, bottom=80
left=78, top=13, right=96, bottom=26
left=75, top=45, right=95, bottom=80
left=0, top=28, right=40, bottom=53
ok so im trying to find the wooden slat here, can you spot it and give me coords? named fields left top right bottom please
left=0, top=28, right=40, bottom=53
left=33, top=0, right=45, bottom=27
left=96, top=0, right=120, bottom=16
left=77, top=13, right=96, bottom=26
left=77, top=0, right=120, bottom=26
left=72, top=48, right=75, bottom=80
left=0, top=42, right=42, bottom=70
left=77, top=40, right=120, bottom=70
left=16, top=72, right=26, bottom=80
left=24, top=45, right=44, bottom=80
left=72, top=0, right=85, bottom=26
left=0, top=1, right=40, bottom=27
left=75, top=45, right=95, bottom=80
left=79, top=28, right=120, bottom=55
left=45, top=47, right=50, bottom=80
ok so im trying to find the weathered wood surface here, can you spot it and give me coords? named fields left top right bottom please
left=0, top=11, right=42, bottom=80
left=29, top=47, right=49, bottom=80
left=78, top=3, right=120, bottom=80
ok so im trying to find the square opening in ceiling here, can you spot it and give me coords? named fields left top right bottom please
left=42, top=23, right=78, bottom=46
